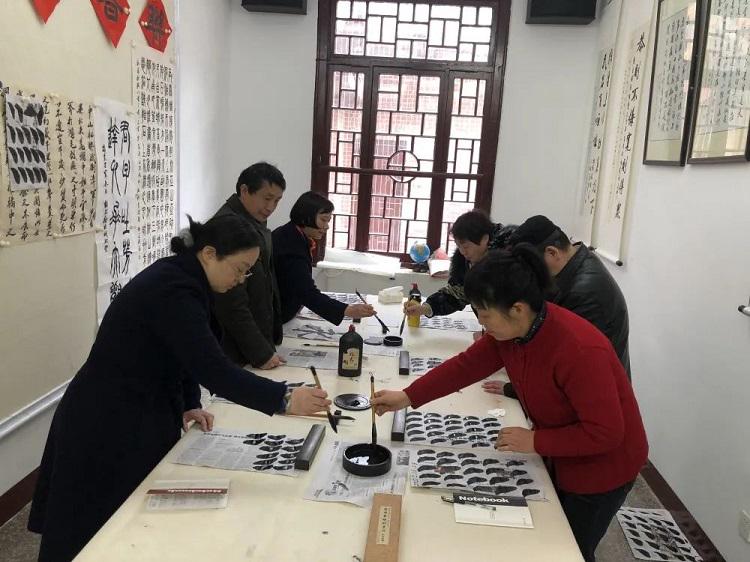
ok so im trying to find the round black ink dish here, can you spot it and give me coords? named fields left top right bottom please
left=342, top=443, right=392, bottom=477
left=383, top=335, right=403, bottom=347
left=334, top=393, right=370, bottom=411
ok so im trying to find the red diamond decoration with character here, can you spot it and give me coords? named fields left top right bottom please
left=90, top=0, right=130, bottom=47
left=31, top=0, right=61, bottom=23
left=139, top=0, right=172, bottom=53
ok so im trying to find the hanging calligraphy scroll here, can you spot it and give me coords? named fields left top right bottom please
left=593, top=24, right=651, bottom=265
left=94, top=98, right=138, bottom=323
left=574, top=0, right=624, bottom=245
left=47, top=96, right=98, bottom=236
left=689, top=0, right=750, bottom=162
left=132, top=46, right=176, bottom=269
left=644, top=0, right=703, bottom=165
left=578, top=47, right=616, bottom=244
left=608, top=26, right=651, bottom=224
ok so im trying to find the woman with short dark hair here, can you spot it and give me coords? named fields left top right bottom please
left=28, top=213, right=330, bottom=562
left=404, top=209, right=515, bottom=324
left=273, top=191, right=374, bottom=324
left=373, top=245, right=648, bottom=562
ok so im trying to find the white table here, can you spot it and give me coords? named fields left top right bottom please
left=76, top=301, right=584, bottom=562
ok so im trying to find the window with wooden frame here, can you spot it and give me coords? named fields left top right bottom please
left=311, top=0, right=510, bottom=262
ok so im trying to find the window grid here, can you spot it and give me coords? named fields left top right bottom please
left=333, top=1, right=494, bottom=63
left=312, top=0, right=509, bottom=261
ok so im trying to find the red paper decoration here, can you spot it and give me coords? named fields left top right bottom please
left=139, top=0, right=172, bottom=53
left=90, top=0, right=130, bottom=47
left=31, top=0, right=61, bottom=23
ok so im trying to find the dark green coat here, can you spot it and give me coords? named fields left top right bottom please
left=213, top=195, right=282, bottom=367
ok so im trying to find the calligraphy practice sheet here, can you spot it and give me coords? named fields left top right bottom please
left=174, top=428, right=306, bottom=477
left=4, top=93, right=47, bottom=191
left=404, top=411, right=502, bottom=448
left=419, top=316, right=481, bottom=332
left=304, top=440, right=410, bottom=507
left=0, top=85, right=96, bottom=243
left=617, top=507, right=702, bottom=562
left=283, top=319, right=348, bottom=341
left=410, top=448, right=546, bottom=500
left=409, top=356, right=444, bottom=376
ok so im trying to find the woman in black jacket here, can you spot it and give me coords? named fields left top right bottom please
left=28, top=213, right=330, bottom=562
left=273, top=191, right=374, bottom=324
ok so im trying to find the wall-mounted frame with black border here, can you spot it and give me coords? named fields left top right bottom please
left=643, top=0, right=704, bottom=165
left=688, top=0, right=750, bottom=163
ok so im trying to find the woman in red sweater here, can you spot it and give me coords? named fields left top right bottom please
left=372, top=245, right=648, bottom=562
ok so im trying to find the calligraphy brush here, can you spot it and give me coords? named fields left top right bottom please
left=370, top=374, right=377, bottom=446
left=309, top=366, right=338, bottom=433
left=399, top=313, right=406, bottom=336
left=288, top=412, right=356, bottom=421
left=302, top=342, right=338, bottom=348
left=354, top=289, right=390, bottom=334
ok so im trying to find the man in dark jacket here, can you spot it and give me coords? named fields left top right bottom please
left=213, top=162, right=286, bottom=369
left=484, top=215, right=631, bottom=397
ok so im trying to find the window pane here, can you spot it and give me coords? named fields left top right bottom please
left=366, top=71, right=441, bottom=254
left=441, top=78, right=487, bottom=251
left=322, top=3, right=502, bottom=256
left=334, top=1, right=492, bottom=63
left=337, top=1, right=351, bottom=19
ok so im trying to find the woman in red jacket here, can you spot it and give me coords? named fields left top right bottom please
left=372, top=245, right=648, bottom=562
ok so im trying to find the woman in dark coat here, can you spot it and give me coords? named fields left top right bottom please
left=28, top=214, right=330, bottom=562
left=273, top=191, right=374, bottom=324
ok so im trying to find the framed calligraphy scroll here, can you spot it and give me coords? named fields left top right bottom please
left=689, top=0, right=750, bottom=162
left=644, top=0, right=703, bottom=165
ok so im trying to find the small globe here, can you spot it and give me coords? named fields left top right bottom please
left=409, top=242, right=431, bottom=264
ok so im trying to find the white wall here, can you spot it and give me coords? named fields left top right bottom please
left=609, top=2, right=750, bottom=560
left=221, top=0, right=599, bottom=233
left=0, top=0, right=175, bottom=496
left=177, top=0, right=233, bottom=224
left=224, top=0, right=319, bottom=230
left=491, top=1, right=599, bottom=227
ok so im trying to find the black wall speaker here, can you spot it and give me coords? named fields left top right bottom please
left=241, top=0, right=307, bottom=15
left=526, top=0, right=597, bottom=25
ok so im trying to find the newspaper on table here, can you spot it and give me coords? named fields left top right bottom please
left=277, top=346, right=339, bottom=370
left=304, top=440, right=410, bottom=508
left=174, top=428, right=306, bottom=477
